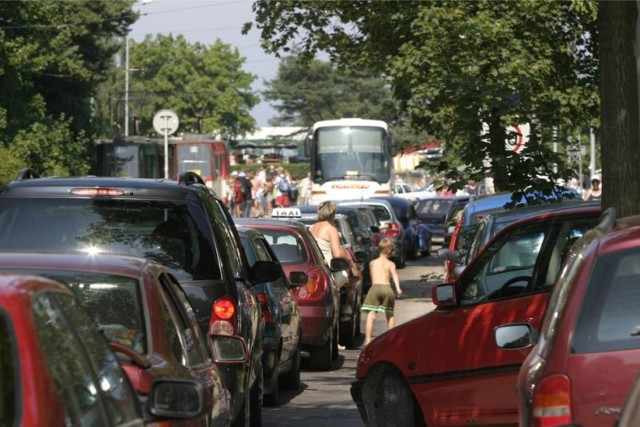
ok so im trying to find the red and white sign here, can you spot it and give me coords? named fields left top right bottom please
left=481, top=122, right=530, bottom=154
left=505, top=123, right=529, bottom=153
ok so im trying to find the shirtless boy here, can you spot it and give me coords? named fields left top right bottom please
left=361, top=238, right=402, bottom=346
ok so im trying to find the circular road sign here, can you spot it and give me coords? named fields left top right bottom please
left=153, top=109, right=179, bottom=136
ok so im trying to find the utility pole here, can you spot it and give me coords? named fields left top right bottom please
left=552, top=126, right=558, bottom=174
left=124, top=37, right=130, bottom=137
left=124, top=0, right=154, bottom=137
left=589, top=128, right=596, bottom=180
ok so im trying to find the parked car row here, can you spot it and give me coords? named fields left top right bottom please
left=236, top=217, right=342, bottom=371
left=0, top=169, right=307, bottom=424
left=341, top=196, right=433, bottom=268
left=351, top=196, right=609, bottom=426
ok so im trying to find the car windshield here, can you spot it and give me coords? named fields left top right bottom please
left=0, top=199, right=220, bottom=281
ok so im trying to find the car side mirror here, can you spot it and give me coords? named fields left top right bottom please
left=209, top=335, right=248, bottom=364
left=432, top=283, right=457, bottom=307
left=370, top=225, right=380, bottom=233
left=252, top=260, right=281, bottom=283
left=495, top=324, right=536, bottom=350
left=446, top=250, right=463, bottom=263
left=330, top=258, right=350, bottom=272
left=288, top=271, right=308, bottom=287
left=437, top=247, right=449, bottom=257
left=149, top=379, right=206, bottom=420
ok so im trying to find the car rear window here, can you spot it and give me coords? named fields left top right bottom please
left=370, top=206, right=392, bottom=222
left=32, top=291, right=141, bottom=424
left=417, top=199, right=453, bottom=215
left=14, top=269, right=148, bottom=354
left=0, top=198, right=220, bottom=281
left=258, top=229, right=307, bottom=264
left=573, top=247, right=640, bottom=353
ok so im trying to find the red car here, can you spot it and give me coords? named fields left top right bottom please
left=0, top=271, right=207, bottom=426
left=0, top=252, right=241, bottom=426
left=235, top=218, right=344, bottom=371
left=516, top=209, right=640, bottom=427
left=351, top=204, right=601, bottom=426
left=295, top=212, right=367, bottom=349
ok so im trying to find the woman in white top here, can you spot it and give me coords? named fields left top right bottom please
left=309, top=201, right=355, bottom=270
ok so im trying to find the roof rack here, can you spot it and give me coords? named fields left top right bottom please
left=15, top=168, right=40, bottom=181
left=178, top=171, right=205, bottom=187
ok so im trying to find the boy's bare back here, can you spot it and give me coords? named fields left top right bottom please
left=369, top=256, right=393, bottom=285
left=369, top=252, right=401, bottom=294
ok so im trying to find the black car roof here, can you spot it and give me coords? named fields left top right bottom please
left=0, top=175, right=210, bottom=200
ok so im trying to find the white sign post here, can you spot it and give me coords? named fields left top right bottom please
left=152, top=110, right=179, bottom=179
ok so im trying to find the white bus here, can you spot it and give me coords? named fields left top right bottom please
left=307, top=118, right=394, bottom=205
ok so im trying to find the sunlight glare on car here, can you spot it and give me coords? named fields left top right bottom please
left=82, top=245, right=102, bottom=256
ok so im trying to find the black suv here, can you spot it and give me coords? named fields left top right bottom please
left=0, top=169, right=281, bottom=426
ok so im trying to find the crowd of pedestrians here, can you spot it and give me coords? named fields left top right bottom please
left=226, top=165, right=313, bottom=218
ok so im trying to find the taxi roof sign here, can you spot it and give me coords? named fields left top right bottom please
left=271, top=208, right=302, bottom=218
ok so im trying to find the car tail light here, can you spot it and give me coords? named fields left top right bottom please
left=293, top=266, right=327, bottom=302
left=532, top=374, right=572, bottom=427
left=384, top=221, right=401, bottom=239
left=70, top=187, right=125, bottom=196
left=209, top=296, right=237, bottom=336
left=256, top=293, right=272, bottom=324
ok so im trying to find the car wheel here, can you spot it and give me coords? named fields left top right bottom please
left=363, top=367, right=420, bottom=427
left=263, top=364, right=279, bottom=407
left=280, top=339, right=301, bottom=390
left=409, top=239, right=420, bottom=260
left=309, top=329, right=333, bottom=371
left=249, top=367, right=263, bottom=426
left=422, top=238, right=431, bottom=257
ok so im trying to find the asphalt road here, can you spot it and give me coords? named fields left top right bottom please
left=262, top=254, right=443, bottom=426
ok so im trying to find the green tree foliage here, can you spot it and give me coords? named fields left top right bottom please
left=247, top=0, right=600, bottom=201
left=263, top=55, right=399, bottom=126
left=0, top=0, right=135, bottom=181
left=118, top=34, right=258, bottom=138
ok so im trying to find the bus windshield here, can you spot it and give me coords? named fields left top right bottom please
left=314, top=126, right=390, bottom=183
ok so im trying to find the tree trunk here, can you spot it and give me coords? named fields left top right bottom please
left=598, top=1, right=640, bottom=217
